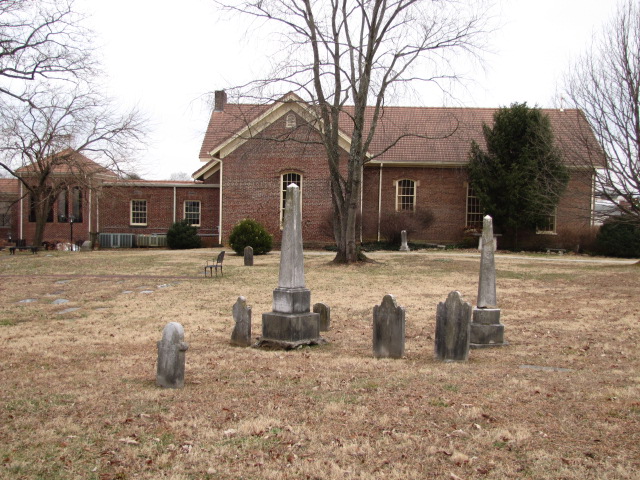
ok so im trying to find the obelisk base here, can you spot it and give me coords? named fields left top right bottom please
left=469, top=307, right=508, bottom=348
left=258, top=311, right=324, bottom=349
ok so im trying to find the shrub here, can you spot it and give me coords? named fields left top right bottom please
left=596, top=217, right=640, bottom=258
left=379, top=210, right=435, bottom=246
left=229, top=218, right=273, bottom=255
left=166, top=219, right=202, bottom=249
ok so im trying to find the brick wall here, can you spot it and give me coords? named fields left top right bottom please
left=216, top=112, right=344, bottom=247
left=99, top=183, right=220, bottom=246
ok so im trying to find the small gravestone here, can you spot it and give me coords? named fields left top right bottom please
left=80, top=240, right=92, bottom=252
left=231, top=296, right=252, bottom=347
left=156, top=322, right=189, bottom=388
left=435, top=291, right=472, bottom=361
left=470, top=215, right=506, bottom=348
left=399, top=230, right=410, bottom=252
left=373, top=294, right=405, bottom=359
left=313, top=302, right=330, bottom=332
left=244, top=246, right=254, bottom=266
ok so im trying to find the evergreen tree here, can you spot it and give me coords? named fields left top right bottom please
left=468, top=103, right=569, bottom=246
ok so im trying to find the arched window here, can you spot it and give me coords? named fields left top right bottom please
left=395, top=179, right=416, bottom=212
left=281, top=172, right=302, bottom=225
left=285, top=113, right=296, bottom=129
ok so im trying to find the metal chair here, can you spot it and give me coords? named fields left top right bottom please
left=204, top=251, right=225, bottom=277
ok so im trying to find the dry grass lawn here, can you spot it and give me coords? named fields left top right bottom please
left=0, top=248, right=639, bottom=479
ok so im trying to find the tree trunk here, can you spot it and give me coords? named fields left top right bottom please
left=332, top=157, right=363, bottom=264
left=33, top=195, right=51, bottom=247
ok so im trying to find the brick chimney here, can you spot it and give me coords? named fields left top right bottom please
left=214, top=90, right=227, bottom=112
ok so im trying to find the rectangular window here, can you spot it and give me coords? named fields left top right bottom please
left=537, top=209, right=557, bottom=234
left=466, top=184, right=484, bottom=228
left=29, top=192, right=53, bottom=222
left=58, top=189, right=68, bottom=222
left=130, top=200, right=147, bottom=226
left=396, top=179, right=416, bottom=212
left=184, top=200, right=201, bottom=226
left=0, top=201, right=11, bottom=227
left=72, top=187, right=83, bottom=223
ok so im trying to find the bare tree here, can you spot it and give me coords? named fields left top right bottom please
left=0, top=0, right=93, bottom=106
left=562, top=0, right=640, bottom=224
left=0, top=86, right=146, bottom=245
left=215, top=0, right=492, bottom=263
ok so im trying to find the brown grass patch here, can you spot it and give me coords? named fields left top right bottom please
left=0, top=249, right=639, bottom=479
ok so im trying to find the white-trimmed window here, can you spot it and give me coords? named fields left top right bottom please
left=130, top=200, right=147, bottom=226
left=184, top=200, right=201, bottom=226
left=466, top=184, right=484, bottom=228
left=537, top=209, right=557, bottom=234
left=281, top=172, right=302, bottom=225
left=395, top=179, right=416, bottom=212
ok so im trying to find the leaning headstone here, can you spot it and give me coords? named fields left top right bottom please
left=156, top=322, right=189, bottom=388
left=399, top=230, right=410, bottom=252
left=373, top=294, right=405, bottom=359
left=435, top=291, right=472, bottom=361
left=231, top=296, right=252, bottom=347
left=80, top=240, right=92, bottom=252
left=259, top=184, right=323, bottom=349
left=313, top=302, right=330, bottom=332
left=244, top=246, right=254, bottom=266
left=470, top=215, right=506, bottom=348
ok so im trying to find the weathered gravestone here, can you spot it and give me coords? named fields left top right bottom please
left=435, top=291, right=472, bottom=361
left=373, top=294, right=405, bottom=359
left=80, top=240, right=92, bottom=252
left=399, top=230, right=410, bottom=252
left=313, top=302, right=330, bottom=332
left=244, top=246, right=254, bottom=266
left=470, top=215, right=506, bottom=348
left=156, top=322, right=189, bottom=388
left=259, top=184, right=322, bottom=349
left=231, top=296, right=252, bottom=347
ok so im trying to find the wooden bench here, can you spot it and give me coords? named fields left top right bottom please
left=9, top=246, right=38, bottom=254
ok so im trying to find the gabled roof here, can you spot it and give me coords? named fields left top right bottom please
left=197, top=98, right=604, bottom=176
left=15, top=149, right=118, bottom=179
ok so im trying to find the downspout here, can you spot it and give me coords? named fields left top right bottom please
left=173, top=187, right=177, bottom=223
left=377, top=163, right=383, bottom=242
left=218, top=160, right=223, bottom=245
left=88, top=188, right=92, bottom=239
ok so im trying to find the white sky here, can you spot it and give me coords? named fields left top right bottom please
left=78, top=0, right=619, bottom=180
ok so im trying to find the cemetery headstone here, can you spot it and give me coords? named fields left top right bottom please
left=373, top=294, right=405, bottom=359
left=313, top=302, right=330, bottom=332
left=399, top=230, right=410, bottom=252
left=231, top=296, right=252, bottom=346
left=244, top=246, right=254, bottom=266
left=435, top=291, right=472, bottom=361
left=470, top=215, right=506, bottom=348
left=156, top=322, right=189, bottom=388
left=259, top=184, right=323, bottom=349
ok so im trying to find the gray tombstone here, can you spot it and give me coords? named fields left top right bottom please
left=231, top=296, right=252, bottom=347
left=470, top=215, right=506, bottom=348
left=435, top=291, right=472, bottom=361
left=313, top=302, right=330, bottom=332
left=259, top=184, right=322, bottom=349
left=80, top=240, right=92, bottom=252
left=244, top=246, right=254, bottom=266
left=399, top=230, right=410, bottom=252
left=373, top=294, right=405, bottom=359
left=156, top=322, right=189, bottom=388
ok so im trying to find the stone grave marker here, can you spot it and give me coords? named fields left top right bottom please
left=313, top=302, right=330, bottom=332
left=156, top=322, right=189, bottom=388
left=399, top=230, right=410, bottom=252
left=231, top=296, right=252, bottom=347
left=470, top=215, right=506, bottom=348
left=435, top=291, right=472, bottom=361
left=373, top=294, right=405, bottom=359
left=259, top=184, right=322, bottom=349
left=244, top=246, right=254, bottom=266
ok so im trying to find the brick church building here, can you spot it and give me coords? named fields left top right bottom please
left=0, top=92, right=601, bottom=250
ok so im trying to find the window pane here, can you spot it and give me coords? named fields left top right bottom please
left=397, top=179, right=415, bottom=211
left=466, top=185, right=483, bottom=228
left=131, top=200, right=147, bottom=225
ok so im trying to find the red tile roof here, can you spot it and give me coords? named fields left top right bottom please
left=15, top=149, right=118, bottom=178
left=199, top=102, right=604, bottom=168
